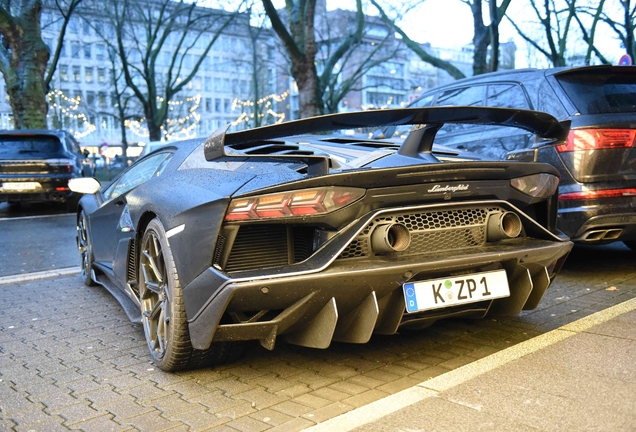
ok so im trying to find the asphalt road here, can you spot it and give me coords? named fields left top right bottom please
left=0, top=210, right=635, bottom=431
left=0, top=210, right=78, bottom=276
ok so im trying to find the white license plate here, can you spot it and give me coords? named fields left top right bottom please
left=403, top=269, right=509, bottom=313
left=1, top=182, right=40, bottom=191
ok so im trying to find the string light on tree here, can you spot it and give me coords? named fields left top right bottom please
left=46, top=89, right=96, bottom=138
left=231, top=90, right=289, bottom=127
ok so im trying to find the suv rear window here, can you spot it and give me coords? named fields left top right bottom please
left=556, top=72, right=636, bottom=114
left=0, top=136, right=62, bottom=157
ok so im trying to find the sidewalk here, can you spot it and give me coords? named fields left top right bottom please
left=307, top=297, right=636, bottom=432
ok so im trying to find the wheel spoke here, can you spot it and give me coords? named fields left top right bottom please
left=142, top=250, right=164, bottom=284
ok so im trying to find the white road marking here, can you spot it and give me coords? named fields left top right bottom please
left=0, top=266, right=81, bottom=285
left=0, top=213, right=74, bottom=222
left=303, top=296, right=636, bottom=432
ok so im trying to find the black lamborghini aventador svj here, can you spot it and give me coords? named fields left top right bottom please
left=70, top=107, right=573, bottom=371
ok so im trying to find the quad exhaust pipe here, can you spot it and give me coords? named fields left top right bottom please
left=371, top=223, right=411, bottom=254
left=487, top=211, right=522, bottom=241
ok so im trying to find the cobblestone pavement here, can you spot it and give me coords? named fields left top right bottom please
left=1, top=243, right=635, bottom=431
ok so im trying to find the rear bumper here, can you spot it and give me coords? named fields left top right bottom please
left=185, top=238, right=572, bottom=351
left=0, top=176, right=74, bottom=203
left=558, top=199, right=636, bottom=242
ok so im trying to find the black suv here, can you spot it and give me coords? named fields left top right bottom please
left=0, top=130, right=95, bottom=207
left=392, top=66, right=636, bottom=250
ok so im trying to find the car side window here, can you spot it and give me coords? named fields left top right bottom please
left=486, top=84, right=530, bottom=109
left=436, top=86, right=485, bottom=107
left=435, top=86, right=486, bottom=135
left=104, top=153, right=171, bottom=200
left=411, top=93, right=436, bottom=107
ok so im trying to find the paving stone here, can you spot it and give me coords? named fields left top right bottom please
left=84, top=386, right=127, bottom=407
left=215, top=400, right=257, bottom=420
left=341, top=388, right=389, bottom=408
left=167, top=380, right=214, bottom=399
left=101, top=396, right=155, bottom=421
left=248, top=408, right=294, bottom=427
left=235, top=387, right=287, bottom=410
left=124, top=410, right=183, bottom=430
left=127, top=382, right=174, bottom=403
left=270, top=400, right=313, bottom=417
left=292, top=393, right=332, bottom=409
left=207, top=377, right=255, bottom=396
left=193, top=390, right=243, bottom=413
left=225, top=415, right=271, bottom=432
left=56, top=400, right=104, bottom=425
left=169, top=407, right=227, bottom=431
left=268, top=416, right=316, bottom=432
left=302, top=401, right=353, bottom=423
left=151, top=393, right=200, bottom=417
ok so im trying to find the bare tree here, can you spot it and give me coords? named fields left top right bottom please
left=507, top=0, right=577, bottom=67
left=85, top=0, right=240, bottom=141
left=574, top=0, right=610, bottom=64
left=0, top=0, right=82, bottom=129
left=601, top=0, right=636, bottom=62
left=462, top=0, right=512, bottom=75
left=262, top=0, right=368, bottom=118
left=369, top=0, right=466, bottom=80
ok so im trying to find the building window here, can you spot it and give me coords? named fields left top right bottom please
left=85, top=67, right=93, bottom=83
left=82, top=20, right=91, bottom=36
left=224, top=98, right=230, bottom=113
left=194, top=77, right=201, bottom=91
left=98, top=68, right=106, bottom=83
left=73, top=66, right=81, bottom=82
left=205, top=98, right=211, bottom=112
left=214, top=78, right=221, bottom=92
left=71, top=42, right=80, bottom=59
left=205, top=77, right=211, bottom=92
left=98, top=92, right=106, bottom=107
left=215, top=98, right=221, bottom=112
left=60, top=66, right=68, bottom=82
left=83, top=45, right=92, bottom=59
left=96, top=44, right=105, bottom=60
left=86, top=91, right=95, bottom=106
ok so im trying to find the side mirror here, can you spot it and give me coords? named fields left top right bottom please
left=68, top=177, right=101, bottom=194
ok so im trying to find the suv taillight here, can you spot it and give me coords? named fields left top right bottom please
left=556, top=129, right=636, bottom=152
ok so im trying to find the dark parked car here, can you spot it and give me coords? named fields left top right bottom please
left=69, top=107, right=572, bottom=371
left=0, top=129, right=95, bottom=207
left=394, top=66, right=636, bottom=250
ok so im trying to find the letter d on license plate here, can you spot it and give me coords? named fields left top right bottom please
left=403, top=269, right=509, bottom=313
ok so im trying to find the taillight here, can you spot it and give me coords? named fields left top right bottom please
left=556, top=129, right=636, bottom=152
left=559, top=188, right=636, bottom=201
left=45, top=158, right=73, bottom=173
left=510, top=173, right=559, bottom=198
left=225, top=187, right=365, bottom=221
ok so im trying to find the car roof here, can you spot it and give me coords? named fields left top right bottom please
left=0, top=129, right=70, bottom=139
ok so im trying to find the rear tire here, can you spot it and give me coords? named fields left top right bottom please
left=624, top=241, right=636, bottom=252
left=139, top=218, right=243, bottom=371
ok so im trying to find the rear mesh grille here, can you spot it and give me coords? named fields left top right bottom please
left=224, top=225, right=315, bottom=272
left=339, top=206, right=503, bottom=259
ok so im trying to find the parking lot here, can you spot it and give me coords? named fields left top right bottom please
left=1, top=212, right=635, bottom=431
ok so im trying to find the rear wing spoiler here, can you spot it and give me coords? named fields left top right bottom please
left=204, top=107, right=570, bottom=175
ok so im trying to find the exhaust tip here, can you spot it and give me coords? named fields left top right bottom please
left=487, top=211, right=522, bottom=241
left=371, top=223, right=411, bottom=254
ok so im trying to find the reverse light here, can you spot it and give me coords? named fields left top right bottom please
left=510, top=173, right=559, bottom=198
left=556, top=129, right=636, bottom=152
left=225, top=187, right=365, bottom=221
left=559, top=188, right=636, bottom=201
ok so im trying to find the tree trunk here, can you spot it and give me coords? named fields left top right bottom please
left=293, top=58, right=322, bottom=118
left=0, top=6, right=50, bottom=129
left=471, top=0, right=490, bottom=76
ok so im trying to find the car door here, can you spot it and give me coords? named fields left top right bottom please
left=90, top=152, right=172, bottom=269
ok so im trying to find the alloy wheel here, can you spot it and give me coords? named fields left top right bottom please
left=139, top=230, right=171, bottom=360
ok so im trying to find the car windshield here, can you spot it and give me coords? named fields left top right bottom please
left=0, top=136, right=62, bottom=157
left=556, top=71, right=636, bottom=114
